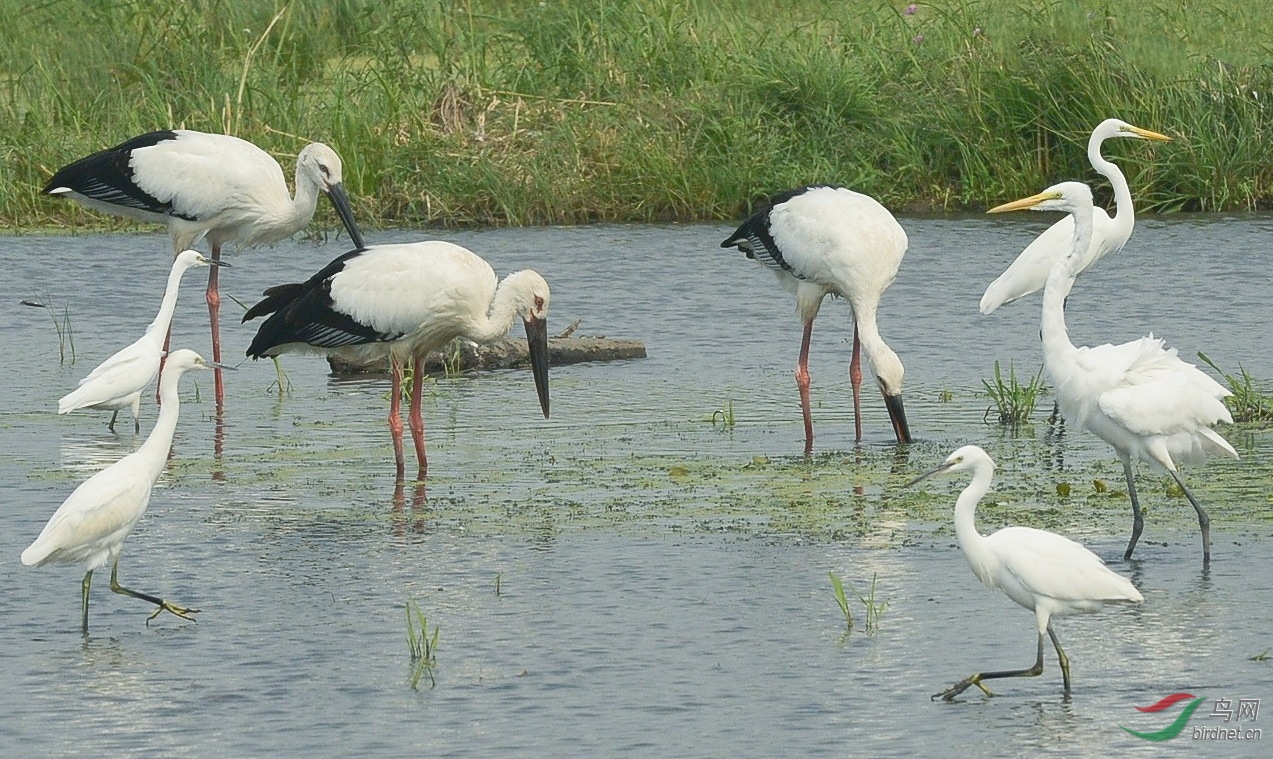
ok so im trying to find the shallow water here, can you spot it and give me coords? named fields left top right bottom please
left=1, top=216, right=1271, bottom=757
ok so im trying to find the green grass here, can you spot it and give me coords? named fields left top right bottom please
left=405, top=598, right=439, bottom=690
left=4, top=0, right=1273, bottom=229
left=1198, top=352, right=1273, bottom=426
left=982, top=360, right=1046, bottom=427
left=829, top=571, right=887, bottom=634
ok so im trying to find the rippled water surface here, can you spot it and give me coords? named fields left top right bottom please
left=1, top=216, right=1271, bottom=757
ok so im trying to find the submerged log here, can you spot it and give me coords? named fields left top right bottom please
left=326, top=335, right=647, bottom=376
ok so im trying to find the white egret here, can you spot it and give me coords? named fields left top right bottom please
left=980, top=119, right=1170, bottom=314
left=907, top=445, right=1143, bottom=700
left=720, top=185, right=910, bottom=451
left=990, top=181, right=1237, bottom=562
left=23, top=349, right=227, bottom=634
left=43, top=129, right=367, bottom=407
left=58, top=250, right=223, bottom=432
left=242, top=240, right=551, bottom=480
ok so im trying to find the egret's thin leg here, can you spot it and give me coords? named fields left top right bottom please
left=1167, top=470, right=1211, bottom=564
left=849, top=320, right=864, bottom=443
left=388, top=356, right=406, bottom=480
left=1122, top=458, right=1145, bottom=561
left=108, top=558, right=199, bottom=624
left=108, top=410, right=119, bottom=433
left=933, top=632, right=1046, bottom=701
left=206, top=242, right=225, bottom=413
left=1047, top=624, right=1071, bottom=691
left=81, top=570, right=93, bottom=635
left=796, top=319, right=815, bottom=455
left=409, top=356, right=428, bottom=480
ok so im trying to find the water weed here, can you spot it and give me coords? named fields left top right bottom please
left=982, top=360, right=1045, bottom=427
left=406, top=598, right=439, bottom=690
left=829, top=572, right=854, bottom=631
left=1197, top=352, right=1273, bottom=426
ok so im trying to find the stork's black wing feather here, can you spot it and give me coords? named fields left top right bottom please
left=245, top=248, right=403, bottom=358
left=42, top=130, right=196, bottom=219
left=720, top=185, right=828, bottom=279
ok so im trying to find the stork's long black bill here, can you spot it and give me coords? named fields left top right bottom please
left=524, top=316, right=550, bottom=418
left=327, top=182, right=367, bottom=250
left=885, top=392, right=911, bottom=444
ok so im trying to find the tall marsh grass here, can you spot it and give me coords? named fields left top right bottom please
left=4, top=0, right=1272, bottom=229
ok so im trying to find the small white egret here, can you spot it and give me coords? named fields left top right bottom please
left=980, top=120, right=1170, bottom=314
left=720, top=185, right=910, bottom=451
left=242, top=241, right=550, bottom=480
left=990, top=181, right=1237, bottom=562
left=907, top=445, right=1144, bottom=700
left=23, top=349, right=228, bottom=634
left=58, top=250, right=223, bottom=432
left=43, top=129, right=367, bottom=407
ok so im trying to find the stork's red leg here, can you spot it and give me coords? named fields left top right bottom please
left=849, top=321, right=863, bottom=443
left=206, top=243, right=225, bottom=413
left=796, top=318, right=815, bottom=455
left=389, top=356, right=406, bottom=479
left=409, top=356, right=428, bottom=480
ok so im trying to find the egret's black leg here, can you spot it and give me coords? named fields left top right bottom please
left=1123, top=459, right=1145, bottom=561
left=107, top=558, right=199, bottom=625
left=81, top=570, right=93, bottom=635
left=933, top=632, right=1045, bottom=701
left=1168, top=470, right=1211, bottom=565
left=1047, top=624, right=1071, bottom=691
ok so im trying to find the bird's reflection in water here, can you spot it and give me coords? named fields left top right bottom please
left=392, top=479, right=429, bottom=537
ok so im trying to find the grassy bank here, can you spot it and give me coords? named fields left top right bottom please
left=2, top=0, right=1271, bottom=229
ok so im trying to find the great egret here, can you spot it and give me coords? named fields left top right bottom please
left=721, top=185, right=910, bottom=451
left=243, top=240, right=550, bottom=480
left=980, top=120, right=1170, bottom=314
left=23, top=349, right=227, bottom=634
left=990, top=181, right=1237, bottom=562
left=58, top=250, right=224, bottom=431
left=43, top=129, right=367, bottom=407
left=908, top=445, right=1143, bottom=700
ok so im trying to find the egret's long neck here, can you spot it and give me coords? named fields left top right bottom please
left=135, top=370, right=185, bottom=476
left=470, top=273, right=531, bottom=343
left=954, top=461, right=997, bottom=586
left=1088, top=133, right=1134, bottom=230
left=144, top=262, right=193, bottom=345
left=1041, top=205, right=1093, bottom=364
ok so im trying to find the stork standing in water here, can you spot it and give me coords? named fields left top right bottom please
left=980, top=119, right=1171, bottom=314
left=907, top=445, right=1143, bottom=700
left=990, top=181, right=1237, bottom=563
left=243, top=240, right=551, bottom=481
left=42, top=129, right=367, bottom=408
left=721, top=185, right=911, bottom=452
left=59, top=250, right=224, bottom=432
left=23, top=350, right=227, bottom=634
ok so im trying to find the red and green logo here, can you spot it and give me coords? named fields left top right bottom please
left=1121, top=693, right=1207, bottom=741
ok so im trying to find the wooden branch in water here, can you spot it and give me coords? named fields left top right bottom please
left=326, top=336, right=647, bottom=376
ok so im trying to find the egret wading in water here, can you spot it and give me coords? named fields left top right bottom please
left=42, top=129, right=367, bottom=408
left=242, top=240, right=551, bottom=480
left=907, top=445, right=1143, bottom=700
left=23, top=350, right=230, bottom=634
left=990, top=182, right=1237, bottom=563
left=721, top=185, right=911, bottom=452
left=58, top=250, right=224, bottom=432
left=980, top=120, right=1171, bottom=314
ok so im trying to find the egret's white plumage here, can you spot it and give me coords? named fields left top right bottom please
left=23, top=349, right=218, bottom=634
left=243, top=241, right=551, bottom=480
left=990, top=181, right=1237, bottom=562
left=909, top=445, right=1143, bottom=700
left=58, top=250, right=220, bottom=432
left=43, top=129, right=367, bottom=408
left=721, top=185, right=911, bottom=450
left=980, top=119, right=1170, bottom=314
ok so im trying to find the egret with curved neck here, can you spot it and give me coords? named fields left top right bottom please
left=990, top=181, right=1237, bottom=563
left=980, top=119, right=1170, bottom=314
left=59, top=250, right=224, bottom=431
left=907, top=445, right=1143, bottom=700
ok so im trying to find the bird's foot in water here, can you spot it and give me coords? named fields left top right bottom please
left=932, top=674, right=994, bottom=702
left=145, top=600, right=201, bottom=625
